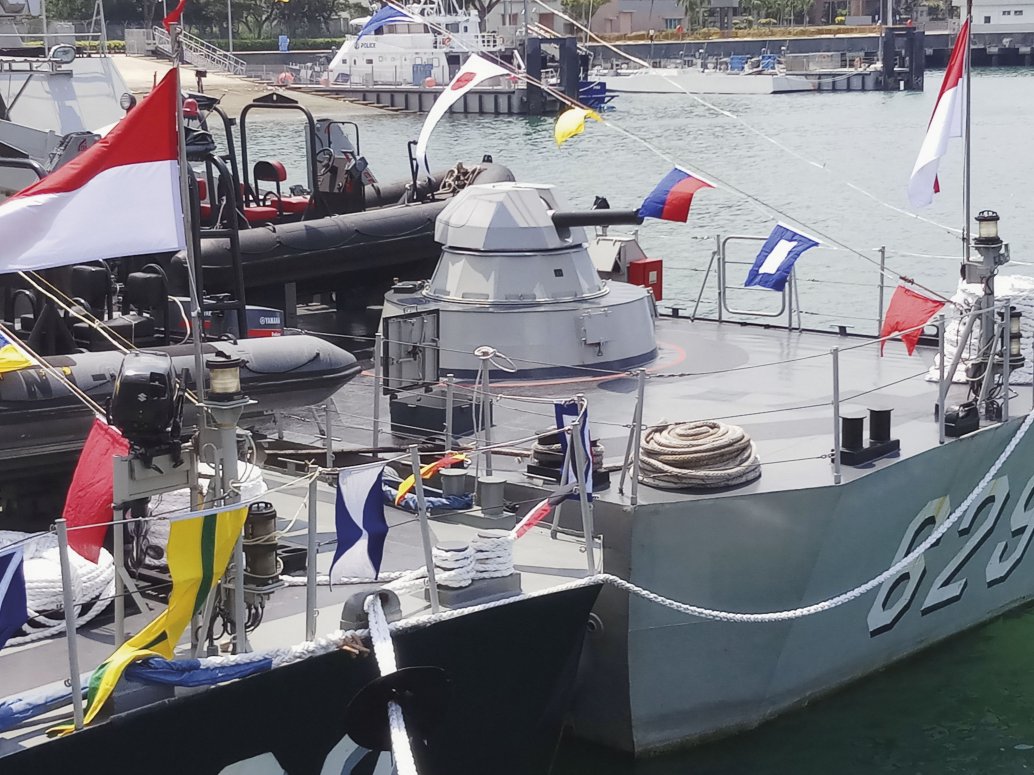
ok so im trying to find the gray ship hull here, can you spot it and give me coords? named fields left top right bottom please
left=574, top=416, right=1034, bottom=753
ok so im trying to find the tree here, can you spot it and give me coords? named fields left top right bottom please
left=677, top=0, right=700, bottom=29
left=561, top=0, right=596, bottom=29
left=462, top=0, right=503, bottom=28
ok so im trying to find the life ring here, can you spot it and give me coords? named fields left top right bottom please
left=277, top=71, right=295, bottom=86
left=441, top=34, right=452, bottom=46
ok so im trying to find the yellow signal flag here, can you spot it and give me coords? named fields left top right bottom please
left=554, top=107, right=602, bottom=147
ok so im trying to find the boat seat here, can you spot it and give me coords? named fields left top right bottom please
left=265, top=194, right=310, bottom=214
left=253, top=160, right=301, bottom=218
left=254, top=160, right=287, bottom=184
left=196, top=177, right=213, bottom=222
left=242, top=205, right=280, bottom=224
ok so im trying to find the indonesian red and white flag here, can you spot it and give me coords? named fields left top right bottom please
left=0, top=69, right=184, bottom=274
left=415, top=54, right=511, bottom=170
left=907, top=19, right=969, bottom=209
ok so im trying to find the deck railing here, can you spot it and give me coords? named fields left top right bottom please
left=681, top=233, right=889, bottom=338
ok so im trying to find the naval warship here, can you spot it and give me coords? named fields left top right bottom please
left=312, top=179, right=1034, bottom=755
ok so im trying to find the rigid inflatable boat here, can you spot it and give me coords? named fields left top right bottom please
left=0, top=335, right=359, bottom=478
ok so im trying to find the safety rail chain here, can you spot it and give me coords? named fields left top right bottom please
left=151, top=26, right=247, bottom=76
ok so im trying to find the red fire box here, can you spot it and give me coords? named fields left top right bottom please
left=627, top=258, right=663, bottom=301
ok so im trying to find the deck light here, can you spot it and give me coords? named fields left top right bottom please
left=206, top=355, right=244, bottom=402
left=120, top=92, right=137, bottom=112
left=1009, top=307, right=1023, bottom=363
left=975, top=210, right=1000, bottom=245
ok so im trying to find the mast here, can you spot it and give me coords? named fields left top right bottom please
left=170, top=24, right=207, bottom=404
left=963, top=0, right=972, bottom=264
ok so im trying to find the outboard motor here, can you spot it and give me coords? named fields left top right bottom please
left=108, top=350, right=184, bottom=466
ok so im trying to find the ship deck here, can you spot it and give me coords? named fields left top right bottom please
left=0, top=472, right=593, bottom=749
left=328, top=313, right=1034, bottom=506
left=3, top=311, right=1029, bottom=750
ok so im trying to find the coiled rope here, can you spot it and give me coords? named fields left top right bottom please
left=638, top=420, right=761, bottom=489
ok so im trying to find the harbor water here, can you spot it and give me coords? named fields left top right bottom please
left=241, top=70, right=1034, bottom=771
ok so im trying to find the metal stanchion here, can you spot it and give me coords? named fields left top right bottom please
left=832, top=347, right=842, bottom=485
left=324, top=403, right=334, bottom=469
left=444, top=373, right=455, bottom=450
left=372, top=331, right=383, bottom=447
left=571, top=417, right=596, bottom=574
left=877, top=246, right=887, bottom=336
left=56, top=519, right=85, bottom=730
left=112, top=508, right=126, bottom=647
left=938, top=315, right=947, bottom=444
left=481, top=360, right=493, bottom=476
left=305, top=465, right=319, bottom=641
left=1002, top=319, right=1011, bottom=422
left=631, top=370, right=645, bottom=506
left=409, top=446, right=440, bottom=613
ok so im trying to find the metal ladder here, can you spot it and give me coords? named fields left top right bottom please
left=152, top=26, right=247, bottom=76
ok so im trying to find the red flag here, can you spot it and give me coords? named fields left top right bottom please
left=880, top=285, right=946, bottom=355
left=163, top=0, right=187, bottom=31
left=512, top=482, right=577, bottom=538
left=62, top=418, right=130, bottom=562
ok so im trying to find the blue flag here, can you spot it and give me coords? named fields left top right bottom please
left=356, top=5, right=414, bottom=40
left=0, top=547, right=28, bottom=650
left=744, top=223, right=820, bottom=292
left=555, top=401, right=592, bottom=499
left=330, top=465, right=389, bottom=581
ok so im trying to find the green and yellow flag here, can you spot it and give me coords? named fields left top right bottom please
left=52, top=505, right=248, bottom=734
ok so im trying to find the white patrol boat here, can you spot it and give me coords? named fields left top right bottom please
left=327, top=0, right=506, bottom=88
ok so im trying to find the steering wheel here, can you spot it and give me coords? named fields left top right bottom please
left=315, top=147, right=335, bottom=178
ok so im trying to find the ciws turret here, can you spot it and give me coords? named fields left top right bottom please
left=381, top=182, right=658, bottom=379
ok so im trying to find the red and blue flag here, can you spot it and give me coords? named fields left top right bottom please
left=639, top=168, right=714, bottom=223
